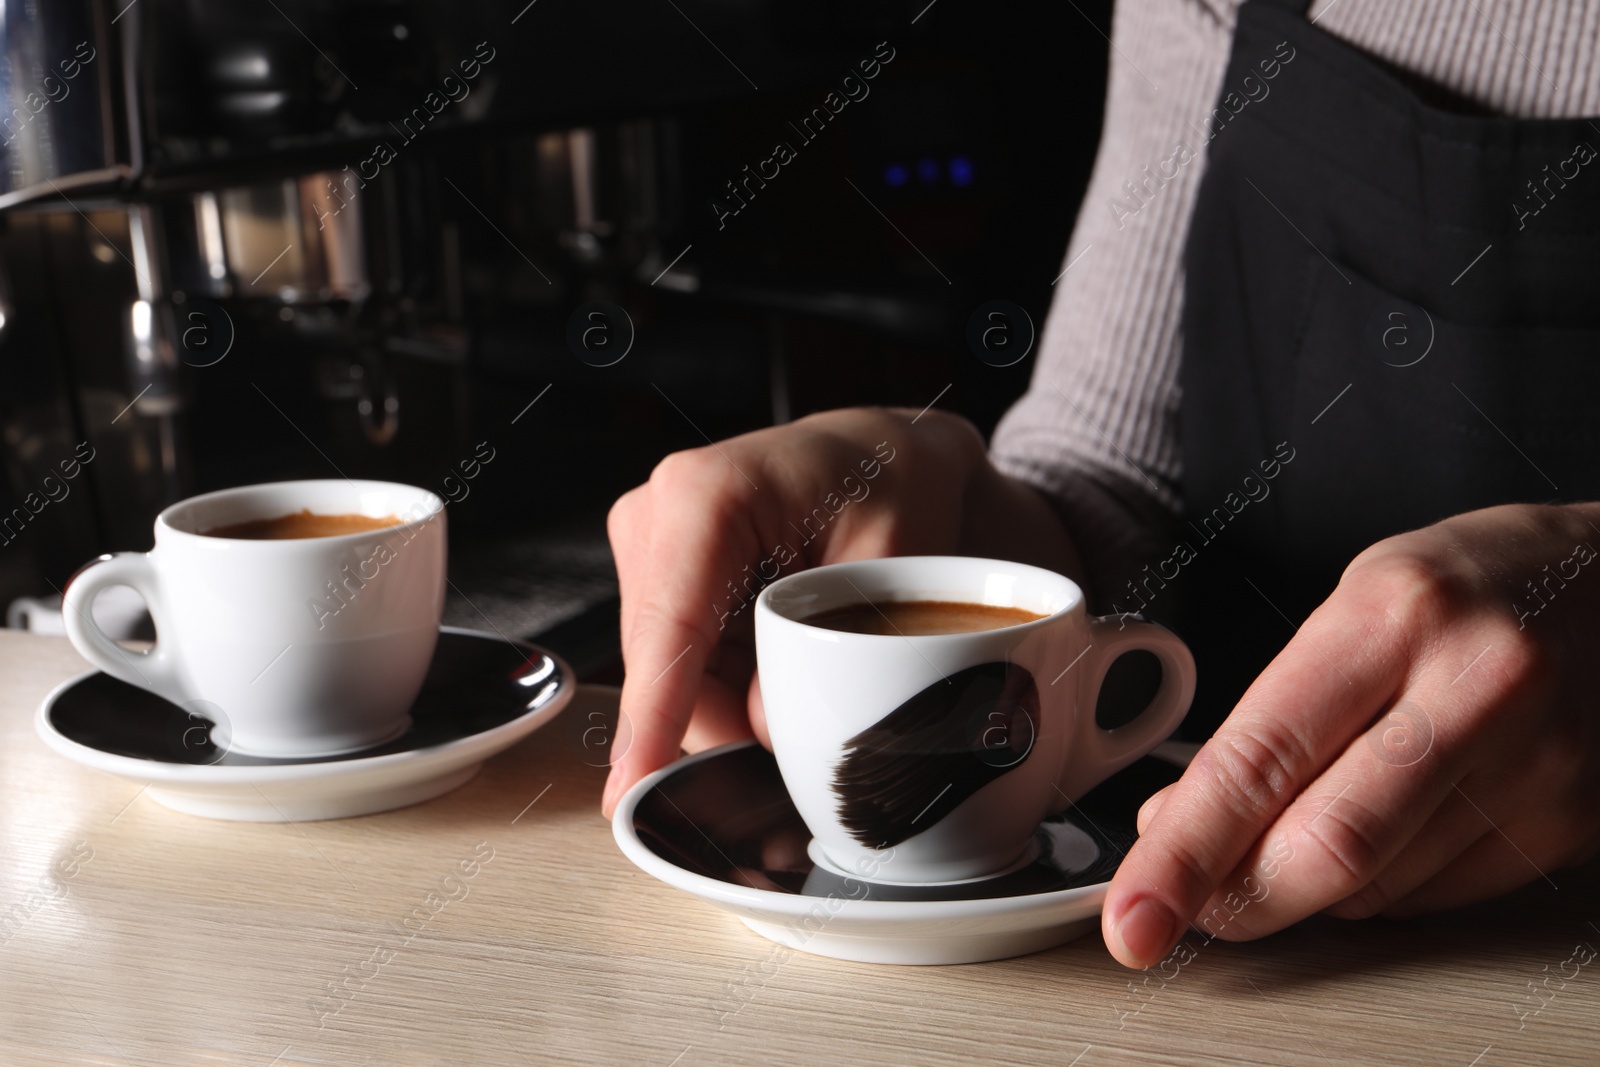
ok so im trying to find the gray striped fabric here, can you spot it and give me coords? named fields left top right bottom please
left=989, top=0, right=1600, bottom=606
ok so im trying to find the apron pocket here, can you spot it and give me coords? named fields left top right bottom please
left=1285, top=259, right=1600, bottom=569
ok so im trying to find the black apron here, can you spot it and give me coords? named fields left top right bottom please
left=1176, top=0, right=1600, bottom=734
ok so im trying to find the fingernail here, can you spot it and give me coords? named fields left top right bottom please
left=1113, top=897, right=1179, bottom=967
left=1136, top=793, right=1166, bottom=834
left=601, top=770, right=622, bottom=818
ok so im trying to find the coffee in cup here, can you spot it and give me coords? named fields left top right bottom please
left=62, top=480, right=446, bottom=758
left=802, top=599, right=1046, bottom=636
left=755, top=556, right=1196, bottom=884
left=202, top=510, right=403, bottom=540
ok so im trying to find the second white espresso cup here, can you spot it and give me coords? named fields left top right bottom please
left=755, top=556, right=1196, bottom=884
left=61, top=479, right=446, bottom=758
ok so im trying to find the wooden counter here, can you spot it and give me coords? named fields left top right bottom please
left=2, top=630, right=1596, bottom=1065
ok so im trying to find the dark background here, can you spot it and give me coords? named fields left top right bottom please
left=0, top=0, right=1113, bottom=672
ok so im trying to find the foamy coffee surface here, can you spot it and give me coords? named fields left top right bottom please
left=803, top=599, right=1045, bottom=636
left=202, top=509, right=402, bottom=540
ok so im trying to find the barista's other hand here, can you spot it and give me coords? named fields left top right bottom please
left=1103, top=503, right=1600, bottom=968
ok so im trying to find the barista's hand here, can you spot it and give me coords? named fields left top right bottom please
left=1103, top=503, right=1600, bottom=968
left=600, top=407, right=1075, bottom=816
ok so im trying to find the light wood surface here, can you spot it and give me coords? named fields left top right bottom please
left=2, top=629, right=1597, bottom=1066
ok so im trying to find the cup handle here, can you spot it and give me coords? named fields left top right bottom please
left=1055, top=613, right=1197, bottom=803
left=61, top=553, right=189, bottom=706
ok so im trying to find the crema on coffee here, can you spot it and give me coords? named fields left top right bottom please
left=202, top=510, right=402, bottom=540
left=802, top=599, right=1046, bottom=636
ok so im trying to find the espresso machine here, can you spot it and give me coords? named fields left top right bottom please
left=0, top=0, right=1111, bottom=665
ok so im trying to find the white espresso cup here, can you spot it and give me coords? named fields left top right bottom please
left=61, top=480, right=446, bottom=758
left=755, top=556, right=1196, bottom=884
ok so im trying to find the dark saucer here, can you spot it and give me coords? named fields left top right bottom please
left=46, top=627, right=568, bottom=767
left=631, top=744, right=1185, bottom=904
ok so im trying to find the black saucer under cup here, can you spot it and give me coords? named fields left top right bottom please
left=613, top=740, right=1187, bottom=964
left=48, top=630, right=560, bottom=766
left=36, top=628, right=573, bottom=821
